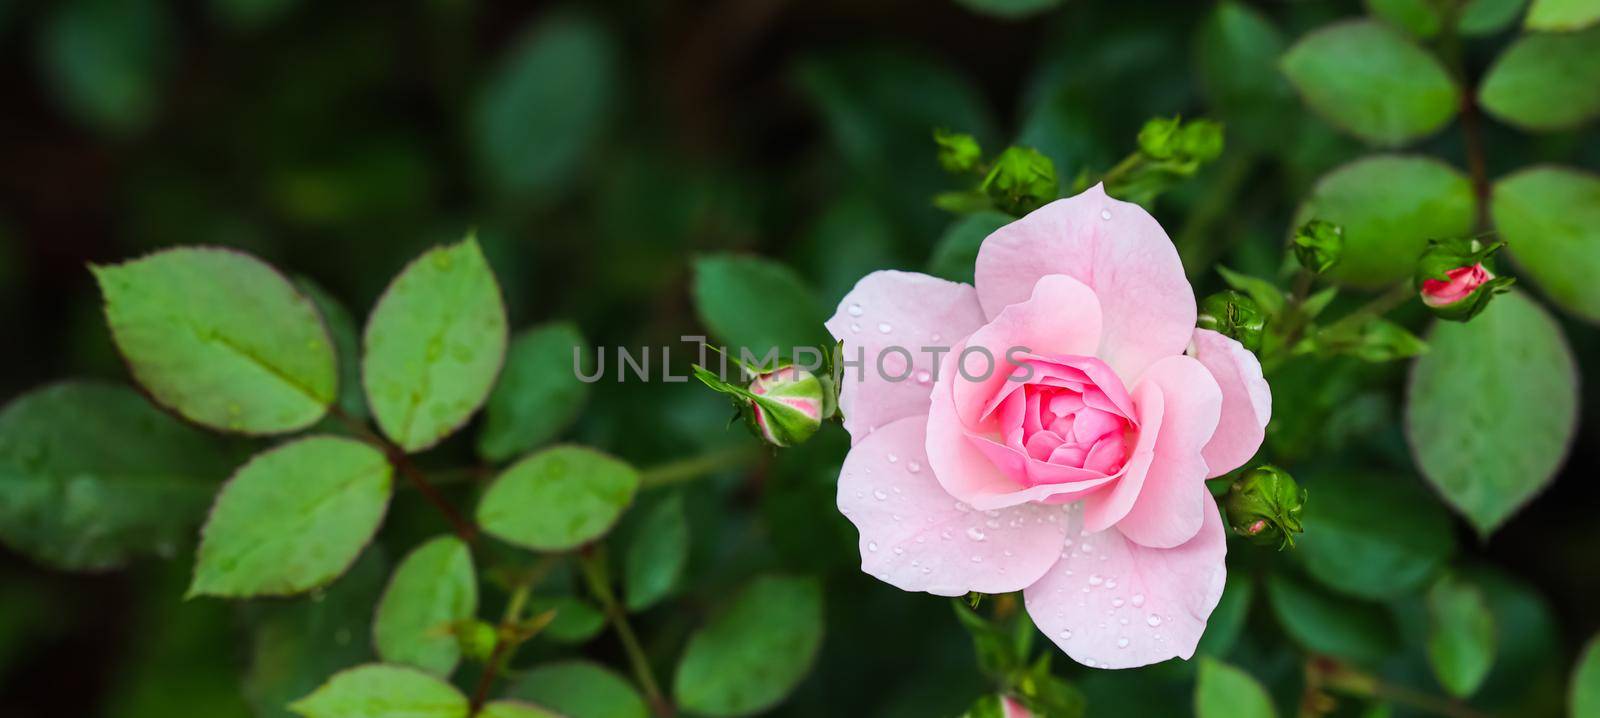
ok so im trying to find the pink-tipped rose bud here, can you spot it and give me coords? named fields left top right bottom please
left=1421, top=264, right=1492, bottom=307
left=1414, top=238, right=1514, bottom=322
left=747, top=366, right=825, bottom=447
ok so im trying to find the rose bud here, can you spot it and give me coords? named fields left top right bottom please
left=1177, top=118, right=1224, bottom=165
left=1136, top=116, right=1184, bottom=160
left=935, top=128, right=984, bottom=175
left=456, top=619, right=499, bottom=663
left=982, top=146, right=1059, bottom=216
left=1223, top=465, right=1305, bottom=549
left=1292, top=219, right=1344, bottom=275
left=1414, top=238, right=1515, bottom=322
left=1197, top=290, right=1266, bottom=353
left=1137, top=117, right=1224, bottom=176
left=746, top=365, right=825, bottom=448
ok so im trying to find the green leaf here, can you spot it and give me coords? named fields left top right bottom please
left=928, top=211, right=1012, bottom=284
left=373, top=535, right=477, bottom=676
left=674, top=574, right=824, bottom=717
left=39, top=0, right=172, bottom=136
left=1479, top=27, right=1600, bottom=131
left=474, top=13, right=618, bottom=201
left=1492, top=166, right=1600, bottom=322
left=298, top=279, right=367, bottom=420
left=623, top=492, right=690, bottom=611
left=1526, top=0, right=1600, bottom=29
left=1366, top=0, right=1445, bottom=37
left=243, top=550, right=387, bottom=718
left=1265, top=574, right=1398, bottom=666
left=528, top=595, right=605, bottom=643
left=1197, top=1, right=1297, bottom=149
left=509, top=661, right=648, bottom=718
left=1298, top=473, right=1454, bottom=600
left=363, top=236, right=508, bottom=453
left=0, top=382, right=236, bottom=570
left=1405, top=292, right=1578, bottom=535
left=477, top=322, right=591, bottom=463
left=477, top=446, right=639, bottom=551
left=1426, top=574, right=1497, bottom=697
left=953, top=0, right=1061, bottom=20
left=1295, top=155, right=1476, bottom=288
left=190, top=436, right=392, bottom=597
left=1195, top=657, right=1277, bottom=718
left=691, top=254, right=823, bottom=361
left=1216, top=265, right=1286, bottom=315
left=479, top=702, right=562, bottom=718
left=93, top=247, right=339, bottom=434
left=1197, top=571, right=1255, bottom=657
left=1574, top=634, right=1600, bottom=718
left=289, top=664, right=467, bottom=718
left=1280, top=20, right=1459, bottom=146
left=1461, top=0, right=1529, bottom=35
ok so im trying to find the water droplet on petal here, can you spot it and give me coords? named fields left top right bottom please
left=915, top=370, right=932, bottom=384
left=1100, top=209, right=1112, bottom=221
left=887, top=453, right=898, bottom=464
left=848, top=303, right=864, bottom=317
left=867, top=541, right=879, bottom=552
left=1117, top=637, right=1130, bottom=648
left=1059, top=629, right=1073, bottom=640
left=907, top=460, right=922, bottom=473
left=1088, top=574, right=1104, bottom=586
left=850, top=323, right=861, bottom=333
left=966, top=527, right=987, bottom=541
left=873, top=489, right=888, bottom=501
left=1131, top=594, right=1145, bottom=607
left=970, top=555, right=983, bottom=563
left=1146, top=615, right=1162, bottom=627
left=877, top=322, right=893, bottom=334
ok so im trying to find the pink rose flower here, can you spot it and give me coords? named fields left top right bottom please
left=1420, top=264, right=1493, bottom=307
left=827, top=185, right=1270, bottom=669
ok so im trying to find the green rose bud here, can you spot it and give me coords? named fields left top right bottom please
left=1197, top=290, right=1266, bottom=353
left=1292, top=219, right=1344, bottom=275
left=1136, top=117, right=1184, bottom=161
left=456, top=619, right=499, bottom=663
left=1414, top=237, right=1515, bottom=322
left=746, top=366, right=825, bottom=448
left=1223, top=465, right=1306, bottom=549
left=982, top=146, right=1058, bottom=216
left=934, top=128, right=984, bottom=175
left=1177, top=119, right=1224, bottom=164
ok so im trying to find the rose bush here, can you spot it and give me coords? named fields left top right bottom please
left=828, top=184, right=1271, bottom=669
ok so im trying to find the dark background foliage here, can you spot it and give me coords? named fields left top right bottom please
left=1, top=0, right=1597, bottom=716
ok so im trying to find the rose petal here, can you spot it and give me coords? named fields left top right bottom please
left=951, top=275, right=1105, bottom=429
left=1078, top=382, right=1162, bottom=532
left=974, top=184, right=1196, bottom=383
left=1023, top=494, right=1227, bottom=670
left=931, top=346, right=1119, bottom=509
left=1113, top=355, right=1222, bottom=548
left=837, top=415, right=1069, bottom=596
left=1189, top=329, right=1271, bottom=478
left=825, top=270, right=988, bottom=444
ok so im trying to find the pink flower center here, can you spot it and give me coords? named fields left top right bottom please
left=964, top=354, right=1138, bottom=490
left=1421, top=264, right=1491, bottom=307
